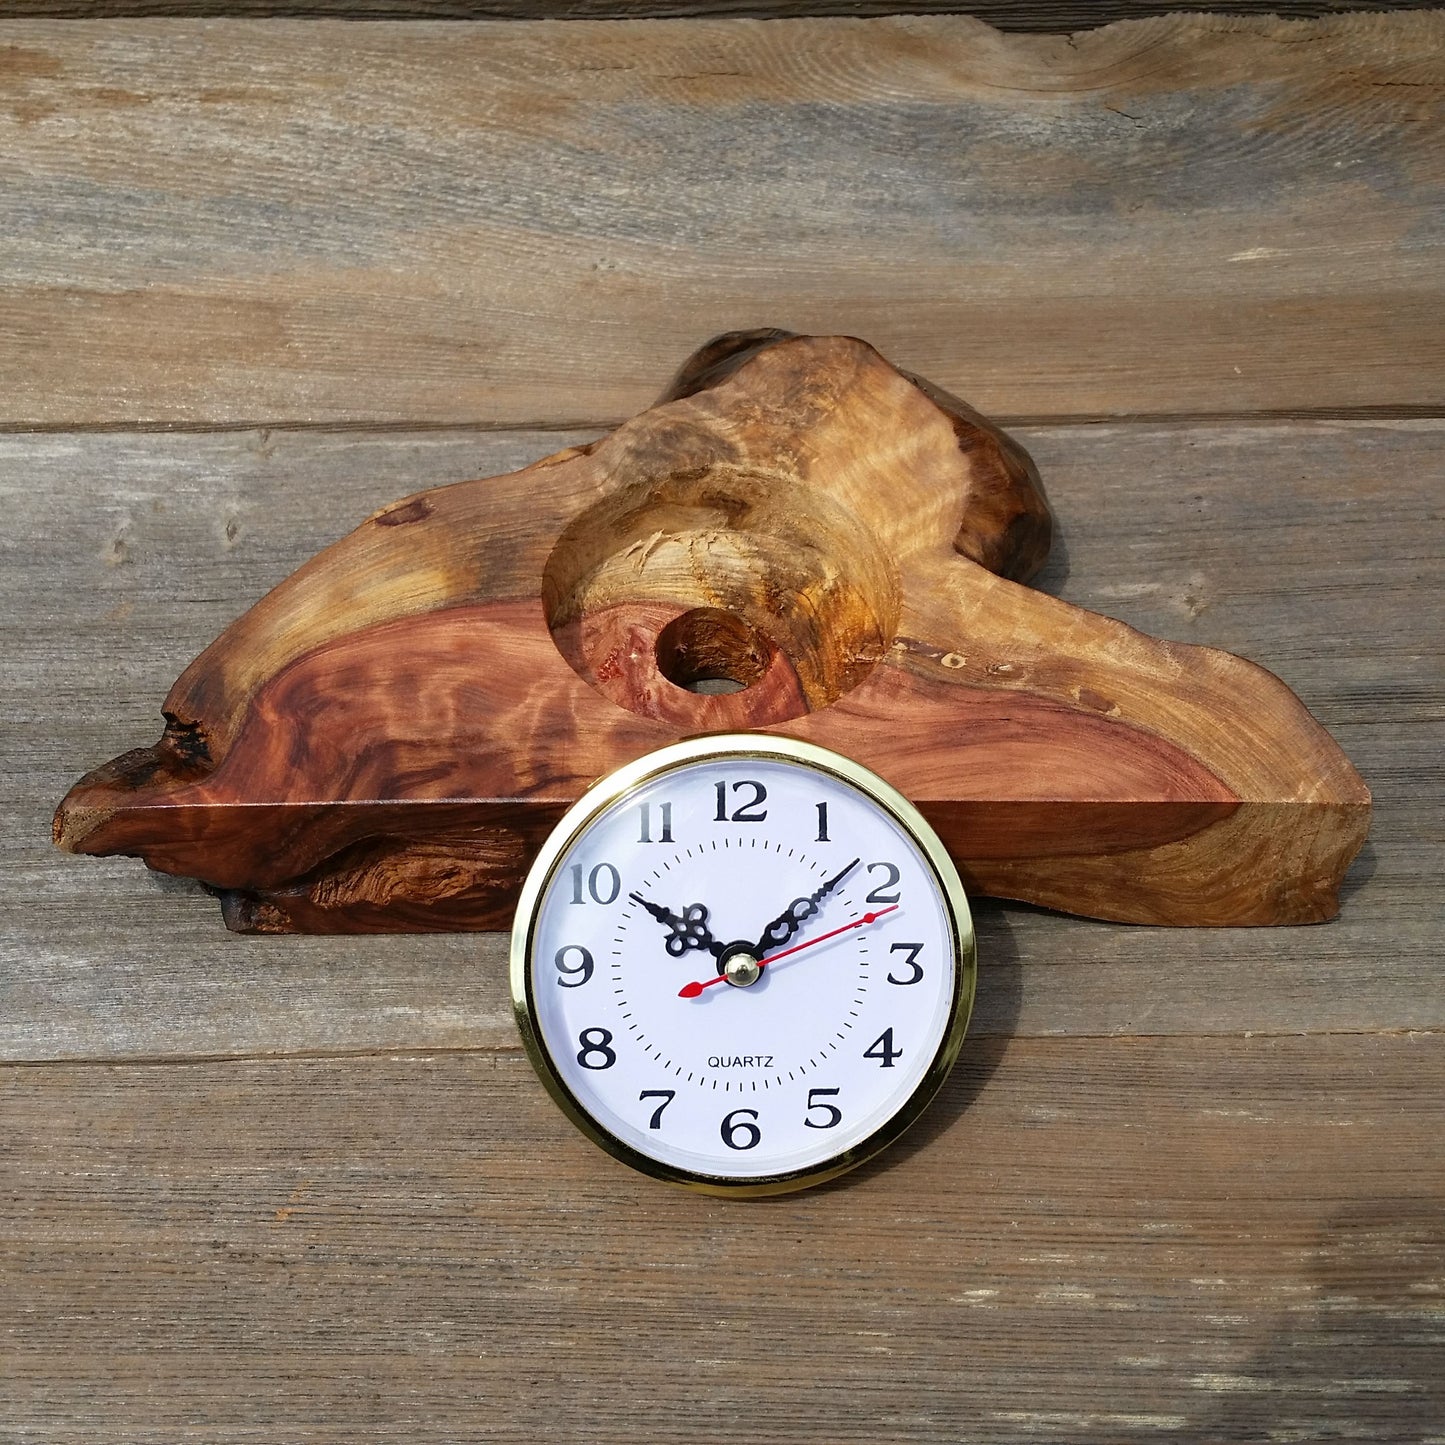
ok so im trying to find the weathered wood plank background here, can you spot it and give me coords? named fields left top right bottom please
left=2, top=15, right=1443, bottom=424
left=1, top=0, right=1437, bottom=23
left=6, top=1038, right=1442, bottom=1442
left=5, top=418, right=1439, bottom=1060
left=2, top=10, right=1442, bottom=1443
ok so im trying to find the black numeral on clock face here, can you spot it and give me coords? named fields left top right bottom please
left=815, top=801, right=830, bottom=842
left=886, top=942, right=924, bottom=985
left=639, top=1090, right=675, bottom=1129
left=865, top=861, right=902, bottom=905
left=570, top=862, right=621, bottom=905
left=715, top=780, right=768, bottom=823
left=863, top=1028, right=901, bottom=1068
left=804, top=1087, right=842, bottom=1129
left=554, top=944, right=595, bottom=988
left=576, top=1027, right=617, bottom=1070
left=638, top=801, right=673, bottom=844
left=720, top=1108, right=761, bottom=1150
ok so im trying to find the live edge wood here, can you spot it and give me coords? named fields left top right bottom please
left=54, top=332, right=1369, bottom=931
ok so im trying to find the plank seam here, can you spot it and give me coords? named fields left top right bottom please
left=1, top=406, right=1443, bottom=439
left=5, top=1025, right=1439, bottom=1070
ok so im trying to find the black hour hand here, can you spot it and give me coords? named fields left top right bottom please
left=629, top=893, right=723, bottom=958
left=753, top=857, right=860, bottom=956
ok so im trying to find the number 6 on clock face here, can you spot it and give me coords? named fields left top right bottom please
left=509, top=734, right=977, bottom=1196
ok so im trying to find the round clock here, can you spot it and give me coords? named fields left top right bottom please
left=509, top=735, right=976, bottom=1195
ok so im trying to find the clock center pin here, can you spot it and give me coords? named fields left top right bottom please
left=721, top=949, right=763, bottom=988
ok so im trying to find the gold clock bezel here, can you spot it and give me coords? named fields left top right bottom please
left=508, top=734, right=977, bottom=1197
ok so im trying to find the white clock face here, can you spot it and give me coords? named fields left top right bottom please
left=512, top=738, right=974, bottom=1193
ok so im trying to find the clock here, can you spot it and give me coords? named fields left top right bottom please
left=509, top=735, right=976, bottom=1195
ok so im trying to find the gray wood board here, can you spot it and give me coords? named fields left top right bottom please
left=4, top=1035, right=1443, bottom=1443
left=4, top=419, right=1439, bottom=1063
left=0, top=13, right=1442, bottom=426
left=0, top=0, right=1434, bottom=22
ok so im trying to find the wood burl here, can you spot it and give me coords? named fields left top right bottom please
left=54, top=331, right=1370, bottom=932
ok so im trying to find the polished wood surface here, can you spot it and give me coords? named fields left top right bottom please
left=5, top=10, right=1442, bottom=1442
left=54, top=332, right=1369, bottom=928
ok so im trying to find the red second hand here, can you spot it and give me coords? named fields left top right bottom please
left=678, top=904, right=900, bottom=999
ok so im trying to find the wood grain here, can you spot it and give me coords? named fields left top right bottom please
left=50, top=334, right=1370, bottom=929
left=4, top=1036, right=1442, bottom=1443
left=3, top=8, right=1440, bottom=1437
left=7, top=416, right=1438, bottom=1062
left=0, top=13, right=1441, bottom=426
left=1, top=1, right=1433, bottom=25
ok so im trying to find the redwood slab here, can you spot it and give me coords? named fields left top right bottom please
left=54, top=332, right=1369, bottom=930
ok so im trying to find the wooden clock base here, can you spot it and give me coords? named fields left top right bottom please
left=54, top=330, right=1369, bottom=931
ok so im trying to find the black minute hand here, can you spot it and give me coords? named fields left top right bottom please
left=629, top=892, right=725, bottom=959
left=752, top=857, right=860, bottom=957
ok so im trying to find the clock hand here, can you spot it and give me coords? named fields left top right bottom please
left=628, top=892, right=726, bottom=959
left=678, top=905, right=899, bottom=998
left=752, top=857, right=861, bottom=956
